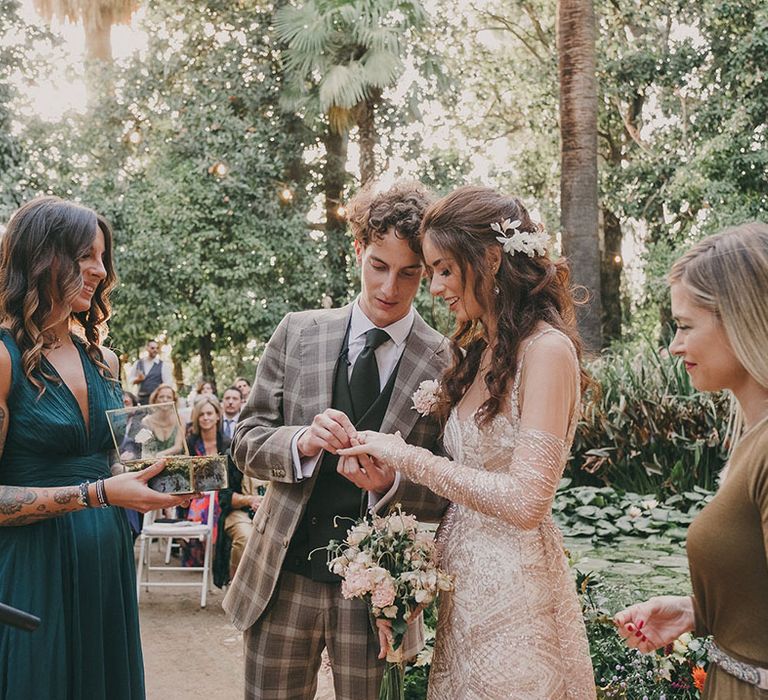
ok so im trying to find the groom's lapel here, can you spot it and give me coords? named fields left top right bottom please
left=299, top=305, right=352, bottom=422
left=380, top=313, right=448, bottom=438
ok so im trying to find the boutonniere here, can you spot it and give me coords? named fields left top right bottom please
left=411, top=380, right=441, bottom=417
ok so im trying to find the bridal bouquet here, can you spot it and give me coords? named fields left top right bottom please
left=327, top=505, right=453, bottom=700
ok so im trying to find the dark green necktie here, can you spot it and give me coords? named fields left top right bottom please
left=349, top=328, right=391, bottom=420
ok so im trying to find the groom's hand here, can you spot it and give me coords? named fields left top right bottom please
left=297, top=409, right=357, bottom=458
left=337, top=440, right=396, bottom=493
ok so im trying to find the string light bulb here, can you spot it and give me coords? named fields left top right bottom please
left=209, top=162, right=228, bottom=177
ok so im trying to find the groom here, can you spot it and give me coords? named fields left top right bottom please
left=224, top=180, right=450, bottom=700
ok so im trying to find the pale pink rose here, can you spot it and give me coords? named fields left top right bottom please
left=411, top=380, right=440, bottom=416
left=371, top=577, right=396, bottom=609
left=341, top=564, right=374, bottom=599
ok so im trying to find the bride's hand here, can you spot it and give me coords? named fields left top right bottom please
left=336, top=430, right=406, bottom=465
left=376, top=618, right=393, bottom=660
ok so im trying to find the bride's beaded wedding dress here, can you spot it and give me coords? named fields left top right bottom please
left=383, top=329, right=596, bottom=700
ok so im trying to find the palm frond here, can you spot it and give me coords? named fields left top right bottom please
left=360, top=49, right=402, bottom=88
left=273, top=3, right=334, bottom=57
left=33, top=0, right=138, bottom=26
left=319, top=63, right=368, bottom=110
left=352, top=25, right=400, bottom=54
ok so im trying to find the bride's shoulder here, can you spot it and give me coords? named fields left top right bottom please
left=518, top=324, right=576, bottom=366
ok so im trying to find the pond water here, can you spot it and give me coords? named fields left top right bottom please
left=565, top=535, right=692, bottom=601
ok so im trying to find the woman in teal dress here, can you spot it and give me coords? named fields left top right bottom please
left=0, top=196, right=190, bottom=699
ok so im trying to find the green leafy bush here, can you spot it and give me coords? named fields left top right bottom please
left=570, top=342, right=729, bottom=495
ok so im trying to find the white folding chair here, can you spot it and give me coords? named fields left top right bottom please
left=135, top=492, right=216, bottom=607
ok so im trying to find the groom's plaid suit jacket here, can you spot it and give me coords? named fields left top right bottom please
left=223, top=304, right=451, bottom=631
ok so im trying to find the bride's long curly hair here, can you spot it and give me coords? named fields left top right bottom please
left=421, top=186, right=589, bottom=428
left=0, top=196, right=118, bottom=394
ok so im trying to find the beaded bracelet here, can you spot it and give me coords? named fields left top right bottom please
left=77, top=481, right=91, bottom=509
left=94, top=478, right=111, bottom=509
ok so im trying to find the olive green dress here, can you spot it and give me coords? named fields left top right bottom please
left=0, top=330, right=144, bottom=699
left=687, top=415, right=768, bottom=699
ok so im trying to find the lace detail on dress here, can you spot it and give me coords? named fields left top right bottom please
left=379, top=327, right=595, bottom=699
left=381, top=427, right=565, bottom=530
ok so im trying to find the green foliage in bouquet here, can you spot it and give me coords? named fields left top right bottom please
left=553, top=481, right=713, bottom=543
left=578, top=571, right=709, bottom=699
left=570, top=342, right=729, bottom=496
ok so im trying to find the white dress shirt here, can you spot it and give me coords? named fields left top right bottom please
left=222, top=413, right=240, bottom=439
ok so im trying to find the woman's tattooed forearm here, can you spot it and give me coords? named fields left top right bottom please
left=53, top=489, right=78, bottom=504
left=0, top=486, right=37, bottom=515
left=0, top=485, right=81, bottom=526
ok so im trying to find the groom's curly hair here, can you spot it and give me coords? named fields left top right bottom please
left=346, top=180, right=434, bottom=254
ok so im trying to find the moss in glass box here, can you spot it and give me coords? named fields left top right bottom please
left=125, top=456, right=195, bottom=494
left=191, top=455, right=228, bottom=492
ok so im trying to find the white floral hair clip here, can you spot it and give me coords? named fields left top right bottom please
left=491, top=218, right=549, bottom=258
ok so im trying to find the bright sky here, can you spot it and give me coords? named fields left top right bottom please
left=17, top=0, right=148, bottom=120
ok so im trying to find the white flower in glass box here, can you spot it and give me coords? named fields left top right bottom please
left=133, top=428, right=154, bottom=459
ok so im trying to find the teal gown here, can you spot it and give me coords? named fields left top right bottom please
left=0, top=330, right=145, bottom=699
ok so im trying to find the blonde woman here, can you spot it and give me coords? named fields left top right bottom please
left=615, top=222, right=768, bottom=699
left=180, top=396, right=229, bottom=568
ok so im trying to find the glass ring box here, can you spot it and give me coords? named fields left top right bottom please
left=106, top=402, right=228, bottom=494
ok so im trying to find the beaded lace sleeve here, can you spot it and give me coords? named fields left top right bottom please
left=377, top=329, right=578, bottom=530
left=379, top=428, right=565, bottom=530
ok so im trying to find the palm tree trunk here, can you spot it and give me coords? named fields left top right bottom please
left=356, top=89, right=380, bottom=187
left=601, top=207, right=623, bottom=344
left=84, top=9, right=113, bottom=63
left=323, top=128, right=350, bottom=306
left=558, top=0, right=602, bottom=350
left=198, top=333, right=216, bottom=388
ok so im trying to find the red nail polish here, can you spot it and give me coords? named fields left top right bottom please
left=635, top=630, right=643, bottom=637
left=638, top=620, right=644, bottom=630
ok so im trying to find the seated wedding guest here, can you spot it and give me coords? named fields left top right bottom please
left=221, top=385, right=242, bottom=440
left=140, top=383, right=185, bottom=457
left=0, top=196, right=190, bottom=699
left=615, top=222, right=768, bottom=699
left=180, top=396, right=229, bottom=567
left=213, top=455, right=267, bottom=588
left=234, top=375, right=251, bottom=401
left=187, top=377, right=217, bottom=405
left=118, top=390, right=142, bottom=461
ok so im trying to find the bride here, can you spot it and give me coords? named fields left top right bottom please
left=340, top=186, right=596, bottom=699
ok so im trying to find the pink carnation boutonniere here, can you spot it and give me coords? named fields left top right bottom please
left=411, top=380, right=440, bottom=417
